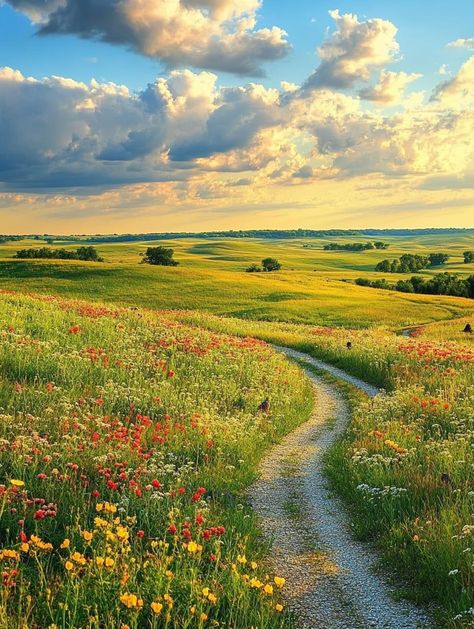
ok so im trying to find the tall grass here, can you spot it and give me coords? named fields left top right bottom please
left=0, top=292, right=312, bottom=628
left=173, top=310, right=474, bottom=626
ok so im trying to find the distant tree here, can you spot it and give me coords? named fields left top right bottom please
left=246, top=263, right=262, bottom=273
left=261, top=258, right=281, bottom=272
left=356, top=272, right=473, bottom=299
left=428, top=253, right=449, bottom=266
left=76, top=246, right=102, bottom=262
left=396, top=280, right=415, bottom=293
left=375, top=259, right=391, bottom=272
left=463, top=251, right=474, bottom=264
left=468, top=276, right=474, bottom=298
left=14, top=246, right=103, bottom=262
left=142, top=246, right=179, bottom=266
left=45, top=238, right=54, bottom=245
left=373, top=241, right=389, bottom=249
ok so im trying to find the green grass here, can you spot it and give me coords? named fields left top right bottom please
left=0, top=235, right=472, bottom=329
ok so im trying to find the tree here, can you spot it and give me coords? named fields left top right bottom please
left=76, top=246, right=102, bottom=261
left=463, top=251, right=474, bottom=264
left=261, top=258, right=281, bottom=272
left=142, top=246, right=179, bottom=266
left=428, top=253, right=449, bottom=266
left=246, top=263, right=262, bottom=273
left=375, top=259, right=391, bottom=272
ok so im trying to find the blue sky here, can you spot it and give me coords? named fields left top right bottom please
left=0, top=0, right=472, bottom=232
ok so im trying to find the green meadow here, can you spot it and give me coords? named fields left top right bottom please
left=0, top=233, right=473, bottom=329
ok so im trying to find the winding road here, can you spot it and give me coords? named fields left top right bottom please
left=249, top=347, right=431, bottom=628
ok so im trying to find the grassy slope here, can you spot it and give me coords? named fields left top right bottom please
left=0, top=235, right=473, bottom=328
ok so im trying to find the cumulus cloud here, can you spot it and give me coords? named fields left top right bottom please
left=6, top=0, right=289, bottom=76
left=302, top=9, right=399, bottom=91
left=431, top=56, right=474, bottom=107
left=359, top=70, right=421, bottom=105
left=0, top=66, right=284, bottom=190
left=447, top=37, right=474, bottom=50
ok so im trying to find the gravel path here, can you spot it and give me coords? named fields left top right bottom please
left=249, top=346, right=431, bottom=629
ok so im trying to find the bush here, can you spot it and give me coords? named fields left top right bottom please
left=141, top=246, right=179, bottom=266
left=463, top=251, right=474, bottom=264
left=246, top=263, right=262, bottom=273
left=261, top=258, right=281, bottom=272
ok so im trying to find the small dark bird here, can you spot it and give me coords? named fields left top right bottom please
left=346, top=341, right=352, bottom=350
left=463, top=323, right=472, bottom=333
left=258, top=398, right=270, bottom=414
left=441, top=472, right=451, bottom=485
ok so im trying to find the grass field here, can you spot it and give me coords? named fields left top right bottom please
left=0, top=235, right=473, bottom=329
left=166, top=310, right=474, bottom=626
left=1, top=233, right=474, bottom=626
left=0, top=291, right=312, bottom=628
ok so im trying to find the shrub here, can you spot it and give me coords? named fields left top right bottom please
left=141, top=246, right=179, bottom=266
left=246, top=263, right=262, bottom=273
left=261, top=258, right=281, bottom=272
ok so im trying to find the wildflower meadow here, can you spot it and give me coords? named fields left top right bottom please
left=0, top=291, right=312, bottom=629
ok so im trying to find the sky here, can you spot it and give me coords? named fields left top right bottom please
left=0, top=0, right=473, bottom=234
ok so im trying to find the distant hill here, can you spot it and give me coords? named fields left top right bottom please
left=5, top=227, right=474, bottom=244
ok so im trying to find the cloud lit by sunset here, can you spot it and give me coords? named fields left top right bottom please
left=0, top=0, right=472, bottom=232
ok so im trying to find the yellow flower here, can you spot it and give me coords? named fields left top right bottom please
left=165, top=570, right=173, bottom=579
left=250, top=561, right=258, bottom=570
left=274, top=576, right=285, bottom=588
left=105, top=557, right=115, bottom=568
left=264, top=584, right=273, bottom=595
left=120, top=593, right=143, bottom=609
left=163, top=593, right=174, bottom=608
left=116, top=526, right=129, bottom=540
left=413, top=534, right=420, bottom=542
left=20, top=543, right=29, bottom=553
left=71, top=551, right=86, bottom=565
left=60, top=539, right=70, bottom=549
left=208, top=593, right=217, bottom=604
left=249, top=578, right=263, bottom=589
left=10, top=479, right=24, bottom=487
left=96, top=557, right=105, bottom=566
left=275, top=603, right=284, bottom=613
left=96, top=503, right=104, bottom=512
left=65, top=561, right=74, bottom=571
left=151, top=602, right=163, bottom=615
left=82, top=531, right=93, bottom=542
left=237, top=554, right=247, bottom=564
left=201, top=613, right=208, bottom=622
left=187, top=541, right=202, bottom=554
left=202, top=587, right=210, bottom=598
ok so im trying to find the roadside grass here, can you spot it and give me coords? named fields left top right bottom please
left=169, top=310, right=474, bottom=626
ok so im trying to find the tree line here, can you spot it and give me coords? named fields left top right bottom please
left=324, top=241, right=389, bottom=251
left=356, top=273, right=474, bottom=298
left=15, top=246, right=104, bottom=262
left=375, top=253, right=450, bottom=273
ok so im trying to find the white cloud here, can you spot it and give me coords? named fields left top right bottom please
left=303, top=9, right=399, bottom=90
left=359, top=70, right=421, bottom=105
left=6, top=0, right=289, bottom=76
left=447, top=37, right=474, bottom=50
left=431, top=56, right=474, bottom=108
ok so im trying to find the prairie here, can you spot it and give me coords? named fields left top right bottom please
left=0, top=235, right=473, bottom=329
left=1, top=233, right=474, bottom=626
left=0, top=290, right=311, bottom=628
